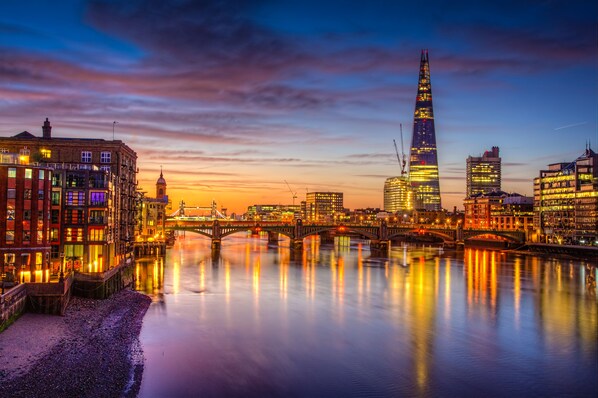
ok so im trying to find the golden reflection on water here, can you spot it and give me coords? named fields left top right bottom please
left=135, top=239, right=597, bottom=389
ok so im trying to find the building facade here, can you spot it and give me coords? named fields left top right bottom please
left=464, top=191, right=532, bottom=230
left=533, top=148, right=598, bottom=244
left=0, top=155, right=52, bottom=285
left=137, top=170, right=169, bottom=243
left=0, top=118, right=137, bottom=273
left=384, top=176, right=413, bottom=213
left=408, top=50, right=442, bottom=211
left=303, top=192, right=343, bottom=222
left=466, top=146, right=501, bottom=197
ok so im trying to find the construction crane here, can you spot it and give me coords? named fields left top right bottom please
left=393, top=123, right=408, bottom=176
left=284, top=180, right=298, bottom=206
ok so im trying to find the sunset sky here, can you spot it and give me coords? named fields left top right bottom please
left=1, top=0, right=596, bottom=214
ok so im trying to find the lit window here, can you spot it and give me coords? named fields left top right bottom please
left=8, top=168, right=16, bottom=178
left=100, top=152, right=111, bottom=163
left=81, top=151, right=92, bottom=163
left=25, top=169, right=32, bottom=179
left=40, top=149, right=51, bottom=159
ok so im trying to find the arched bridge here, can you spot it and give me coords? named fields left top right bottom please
left=164, top=219, right=526, bottom=251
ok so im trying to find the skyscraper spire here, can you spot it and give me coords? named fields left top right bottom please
left=408, top=49, right=442, bottom=211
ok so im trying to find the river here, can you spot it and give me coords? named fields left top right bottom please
left=135, top=234, right=597, bottom=397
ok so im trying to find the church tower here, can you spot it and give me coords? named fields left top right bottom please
left=156, top=167, right=167, bottom=201
left=408, top=50, right=442, bottom=211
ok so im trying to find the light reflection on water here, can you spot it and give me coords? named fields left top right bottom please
left=136, top=234, right=597, bottom=397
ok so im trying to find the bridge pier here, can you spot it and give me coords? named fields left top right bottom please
left=292, top=239, right=303, bottom=251
left=211, top=238, right=221, bottom=250
left=370, top=239, right=390, bottom=255
left=268, top=231, right=279, bottom=245
left=320, top=231, right=334, bottom=244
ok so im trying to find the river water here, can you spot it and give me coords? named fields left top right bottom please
left=135, top=234, right=597, bottom=397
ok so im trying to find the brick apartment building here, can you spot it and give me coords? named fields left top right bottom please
left=0, top=119, right=137, bottom=275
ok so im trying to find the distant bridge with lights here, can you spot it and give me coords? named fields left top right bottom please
left=164, top=218, right=527, bottom=251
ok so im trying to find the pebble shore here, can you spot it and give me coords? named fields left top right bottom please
left=0, top=289, right=151, bottom=398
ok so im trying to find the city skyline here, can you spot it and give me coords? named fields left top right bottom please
left=1, top=0, right=596, bottom=214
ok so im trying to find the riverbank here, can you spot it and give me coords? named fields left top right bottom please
left=0, top=288, right=151, bottom=398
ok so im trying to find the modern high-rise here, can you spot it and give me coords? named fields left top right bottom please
left=383, top=176, right=413, bottom=213
left=466, top=146, right=501, bottom=197
left=408, top=50, right=441, bottom=211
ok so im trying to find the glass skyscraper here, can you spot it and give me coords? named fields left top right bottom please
left=409, top=50, right=442, bottom=211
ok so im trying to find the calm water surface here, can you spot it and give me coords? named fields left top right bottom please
left=136, top=235, right=597, bottom=397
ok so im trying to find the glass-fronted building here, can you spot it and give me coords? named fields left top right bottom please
left=409, top=50, right=442, bottom=211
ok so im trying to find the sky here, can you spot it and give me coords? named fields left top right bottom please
left=0, top=0, right=596, bottom=215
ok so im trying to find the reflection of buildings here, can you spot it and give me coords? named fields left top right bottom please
left=384, top=176, right=413, bottom=213
left=409, top=50, right=441, bottom=211
left=302, top=192, right=344, bottom=222
left=466, top=146, right=501, bottom=197
left=0, top=119, right=138, bottom=273
left=534, top=147, right=598, bottom=244
left=0, top=155, right=52, bottom=283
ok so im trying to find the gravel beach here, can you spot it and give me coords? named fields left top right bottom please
left=0, top=289, right=151, bottom=398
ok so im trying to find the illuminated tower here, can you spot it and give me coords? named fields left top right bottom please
left=409, top=50, right=441, bottom=211
left=466, top=146, right=501, bottom=197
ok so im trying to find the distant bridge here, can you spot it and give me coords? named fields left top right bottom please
left=164, top=219, right=526, bottom=251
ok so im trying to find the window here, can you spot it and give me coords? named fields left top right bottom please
left=66, top=191, right=85, bottom=206
left=40, top=149, right=51, bottom=159
left=6, top=230, right=14, bottom=243
left=39, top=170, right=45, bottom=179
left=24, top=189, right=32, bottom=200
left=65, top=228, right=84, bottom=242
left=81, top=151, right=92, bottom=163
left=66, top=209, right=84, bottom=224
left=25, top=169, right=32, bottom=179
left=100, top=166, right=111, bottom=173
left=51, top=210, right=60, bottom=224
left=89, top=228, right=105, bottom=241
left=7, top=188, right=16, bottom=199
left=24, top=210, right=31, bottom=220
left=52, top=173, right=61, bottom=187
left=90, top=192, right=106, bottom=206
left=100, top=152, right=111, bottom=163
left=50, top=228, right=59, bottom=242
left=8, top=168, right=16, bottom=178
left=51, top=191, right=60, bottom=206
left=37, top=190, right=44, bottom=200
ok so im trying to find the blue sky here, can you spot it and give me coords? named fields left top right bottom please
left=1, top=0, right=596, bottom=213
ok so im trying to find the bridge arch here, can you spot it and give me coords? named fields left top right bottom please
left=299, top=225, right=378, bottom=241
left=464, top=230, right=523, bottom=242
left=388, top=229, right=455, bottom=243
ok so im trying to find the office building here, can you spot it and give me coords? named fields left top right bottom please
left=303, top=192, right=343, bottom=222
left=384, top=176, right=413, bottom=213
left=408, top=50, right=442, bottom=211
left=466, top=146, right=501, bottom=197
left=533, top=147, right=597, bottom=244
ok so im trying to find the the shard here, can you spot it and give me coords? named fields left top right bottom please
left=409, top=50, right=442, bottom=211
